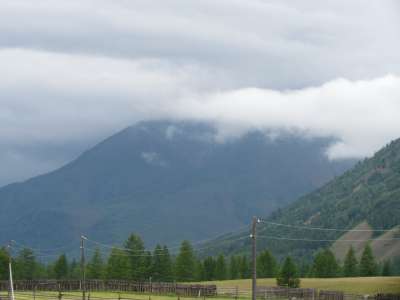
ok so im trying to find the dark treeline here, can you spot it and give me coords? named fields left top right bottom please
left=1, top=234, right=399, bottom=283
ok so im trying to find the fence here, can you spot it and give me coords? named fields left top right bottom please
left=0, top=281, right=216, bottom=297
left=0, top=281, right=398, bottom=300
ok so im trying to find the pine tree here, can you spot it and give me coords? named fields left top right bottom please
left=392, top=256, right=400, bottom=276
left=277, top=256, right=300, bottom=288
left=298, top=260, right=311, bottom=278
left=0, top=247, right=9, bottom=280
left=175, top=240, right=196, bottom=282
left=257, top=250, right=277, bottom=278
left=86, top=248, right=105, bottom=279
left=152, top=244, right=164, bottom=281
left=359, top=244, right=377, bottom=276
left=15, top=248, right=37, bottom=280
left=239, top=255, right=250, bottom=279
left=125, top=233, right=146, bottom=280
left=215, top=254, right=227, bottom=280
left=343, top=247, right=358, bottom=277
left=381, top=260, right=391, bottom=276
left=107, top=248, right=129, bottom=279
left=229, top=256, right=240, bottom=279
left=142, top=251, right=153, bottom=281
left=195, top=259, right=206, bottom=281
left=53, top=254, right=68, bottom=279
left=69, top=259, right=81, bottom=279
left=312, top=249, right=339, bottom=278
left=203, top=256, right=216, bottom=280
left=160, top=246, right=173, bottom=281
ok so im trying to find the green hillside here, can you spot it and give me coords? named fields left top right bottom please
left=204, top=138, right=400, bottom=261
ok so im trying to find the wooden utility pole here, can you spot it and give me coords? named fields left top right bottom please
left=251, top=217, right=258, bottom=300
left=80, top=235, right=87, bottom=300
left=7, top=241, right=15, bottom=300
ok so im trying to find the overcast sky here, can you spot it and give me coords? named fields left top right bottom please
left=1, top=0, right=400, bottom=186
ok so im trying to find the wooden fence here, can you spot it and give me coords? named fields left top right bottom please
left=0, top=280, right=217, bottom=297
left=0, top=281, right=399, bottom=300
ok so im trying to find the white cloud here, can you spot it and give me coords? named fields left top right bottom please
left=174, top=75, right=400, bottom=159
left=141, top=152, right=167, bottom=167
left=1, top=48, right=399, bottom=165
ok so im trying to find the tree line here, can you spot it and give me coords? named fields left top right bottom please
left=1, top=234, right=399, bottom=285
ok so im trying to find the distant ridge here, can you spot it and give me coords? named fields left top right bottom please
left=0, top=120, right=353, bottom=251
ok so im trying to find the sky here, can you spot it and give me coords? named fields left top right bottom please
left=1, top=0, right=400, bottom=186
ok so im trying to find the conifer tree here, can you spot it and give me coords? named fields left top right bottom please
left=359, top=244, right=377, bottom=276
left=239, top=255, right=250, bottom=279
left=203, top=256, right=216, bottom=280
left=257, top=250, right=277, bottom=278
left=195, top=259, right=206, bottom=281
left=142, top=251, right=153, bottom=281
left=14, top=248, right=37, bottom=280
left=277, top=256, right=300, bottom=288
left=229, top=256, right=240, bottom=279
left=0, top=247, right=9, bottom=280
left=343, top=246, right=358, bottom=277
left=312, top=249, right=339, bottom=278
left=152, top=244, right=164, bottom=281
left=175, top=240, right=196, bottom=282
left=107, top=248, right=129, bottom=279
left=215, top=254, right=227, bottom=280
left=381, top=260, right=391, bottom=276
left=86, top=248, right=105, bottom=279
left=125, top=234, right=146, bottom=280
left=160, top=246, right=173, bottom=281
left=69, top=259, right=81, bottom=279
left=53, top=254, right=68, bottom=279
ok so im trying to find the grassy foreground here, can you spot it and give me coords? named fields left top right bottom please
left=198, top=277, right=400, bottom=294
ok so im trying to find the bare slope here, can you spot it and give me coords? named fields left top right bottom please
left=332, top=222, right=400, bottom=262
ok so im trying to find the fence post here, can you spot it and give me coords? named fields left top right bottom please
left=235, top=286, right=238, bottom=300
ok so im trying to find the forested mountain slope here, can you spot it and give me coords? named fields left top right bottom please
left=205, top=138, right=400, bottom=261
left=0, top=121, right=353, bottom=251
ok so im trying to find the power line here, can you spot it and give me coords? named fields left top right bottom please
left=257, top=234, right=400, bottom=242
left=85, top=223, right=251, bottom=254
left=259, top=220, right=399, bottom=232
left=11, top=240, right=77, bottom=253
left=85, top=235, right=250, bottom=258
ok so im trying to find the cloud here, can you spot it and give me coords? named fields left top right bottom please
left=141, top=152, right=167, bottom=167
left=173, top=75, right=400, bottom=159
left=1, top=0, right=399, bottom=89
left=0, top=0, right=400, bottom=185
left=1, top=48, right=400, bottom=164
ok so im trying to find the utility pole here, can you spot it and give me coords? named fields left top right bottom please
left=7, top=241, right=15, bottom=300
left=251, top=217, right=259, bottom=300
left=80, top=235, right=87, bottom=300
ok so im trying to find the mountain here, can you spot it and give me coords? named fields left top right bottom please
left=0, top=121, right=354, bottom=252
left=204, top=138, right=400, bottom=261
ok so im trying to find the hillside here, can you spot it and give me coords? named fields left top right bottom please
left=0, top=121, right=353, bottom=251
left=205, top=138, right=400, bottom=261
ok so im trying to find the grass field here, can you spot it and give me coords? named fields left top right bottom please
left=198, top=277, right=400, bottom=294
